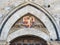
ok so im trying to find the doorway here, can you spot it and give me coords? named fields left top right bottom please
left=10, top=35, right=48, bottom=45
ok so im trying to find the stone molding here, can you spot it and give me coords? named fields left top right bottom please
left=0, top=0, right=60, bottom=41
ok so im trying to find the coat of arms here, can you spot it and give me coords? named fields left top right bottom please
left=23, top=16, right=35, bottom=28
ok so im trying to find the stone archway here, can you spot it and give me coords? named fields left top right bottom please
left=7, top=28, right=50, bottom=42
left=10, top=35, right=48, bottom=45
left=0, top=4, right=58, bottom=40
left=0, top=2, right=60, bottom=43
left=6, top=28, right=49, bottom=45
left=6, top=13, right=50, bottom=45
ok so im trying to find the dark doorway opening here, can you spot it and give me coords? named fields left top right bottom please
left=10, top=35, right=48, bottom=45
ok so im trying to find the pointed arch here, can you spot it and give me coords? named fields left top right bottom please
left=0, top=3, right=60, bottom=41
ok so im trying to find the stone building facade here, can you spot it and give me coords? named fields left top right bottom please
left=0, top=0, right=60, bottom=45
